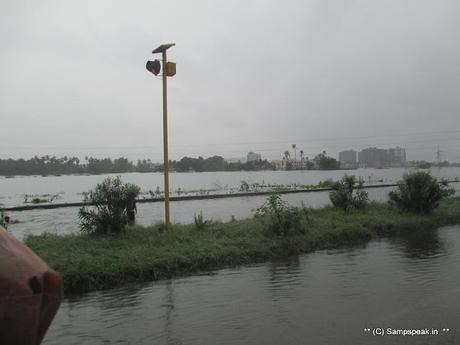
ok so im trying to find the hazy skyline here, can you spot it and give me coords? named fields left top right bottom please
left=1, top=0, right=459, bottom=162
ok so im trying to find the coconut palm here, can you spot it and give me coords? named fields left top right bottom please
left=284, top=150, right=290, bottom=160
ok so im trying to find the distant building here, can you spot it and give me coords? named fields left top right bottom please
left=338, top=150, right=357, bottom=168
left=387, top=147, right=406, bottom=166
left=247, top=152, right=262, bottom=162
left=358, top=147, right=406, bottom=168
left=271, top=160, right=284, bottom=170
left=358, top=148, right=387, bottom=168
left=291, top=160, right=310, bottom=170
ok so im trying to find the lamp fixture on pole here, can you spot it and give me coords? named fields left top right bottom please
left=146, top=43, right=176, bottom=225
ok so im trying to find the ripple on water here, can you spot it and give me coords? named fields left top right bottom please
left=42, top=226, right=460, bottom=345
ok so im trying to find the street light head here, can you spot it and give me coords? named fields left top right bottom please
left=146, top=59, right=161, bottom=75
left=152, top=43, right=175, bottom=54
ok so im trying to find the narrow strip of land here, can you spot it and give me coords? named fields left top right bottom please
left=25, top=197, right=460, bottom=294
left=6, top=181, right=460, bottom=211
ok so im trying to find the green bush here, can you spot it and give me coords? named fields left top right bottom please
left=329, top=175, right=369, bottom=212
left=79, top=176, right=140, bottom=235
left=240, top=180, right=250, bottom=192
left=0, top=209, right=5, bottom=228
left=389, top=171, right=455, bottom=214
left=255, top=193, right=310, bottom=236
left=317, top=179, right=336, bottom=189
left=194, top=211, right=209, bottom=230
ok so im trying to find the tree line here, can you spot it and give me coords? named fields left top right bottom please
left=0, top=156, right=156, bottom=176
left=0, top=155, right=275, bottom=176
left=0, top=152, right=342, bottom=176
left=170, top=156, right=275, bottom=172
left=284, top=151, right=341, bottom=170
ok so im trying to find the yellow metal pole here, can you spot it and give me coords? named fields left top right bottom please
left=162, top=50, right=171, bottom=225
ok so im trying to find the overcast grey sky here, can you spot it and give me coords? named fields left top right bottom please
left=1, top=0, right=459, bottom=162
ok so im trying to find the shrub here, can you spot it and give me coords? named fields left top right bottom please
left=240, top=180, right=250, bottom=192
left=255, top=193, right=310, bottom=236
left=0, top=209, right=5, bottom=228
left=389, top=171, right=455, bottom=214
left=194, top=211, right=209, bottom=230
left=317, top=179, right=336, bottom=189
left=79, top=176, right=140, bottom=235
left=329, top=175, right=369, bottom=212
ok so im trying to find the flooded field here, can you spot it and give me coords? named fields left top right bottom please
left=2, top=167, right=460, bottom=239
left=2, top=167, right=459, bottom=208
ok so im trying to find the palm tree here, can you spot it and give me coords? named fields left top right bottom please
left=300, top=150, right=304, bottom=161
left=292, top=144, right=297, bottom=162
left=284, top=150, right=290, bottom=161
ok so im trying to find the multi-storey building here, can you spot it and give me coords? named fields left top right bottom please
left=387, top=147, right=406, bottom=166
left=358, top=147, right=406, bottom=168
left=338, top=150, right=357, bottom=168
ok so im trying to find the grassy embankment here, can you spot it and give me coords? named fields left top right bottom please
left=26, top=197, right=460, bottom=294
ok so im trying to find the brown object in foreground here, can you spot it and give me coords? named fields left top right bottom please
left=0, top=227, right=63, bottom=345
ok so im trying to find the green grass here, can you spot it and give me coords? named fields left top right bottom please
left=25, top=197, right=460, bottom=294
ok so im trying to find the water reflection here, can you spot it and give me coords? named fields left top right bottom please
left=97, top=284, right=145, bottom=312
left=162, top=282, right=180, bottom=345
left=267, top=256, right=301, bottom=285
left=391, top=228, right=444, bottom=259
left=266, top=256, right=302, bottom=301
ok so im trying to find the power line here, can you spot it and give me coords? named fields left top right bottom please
left=2, top=138, right=460, bottom=158
left=3, top=138, right=460, bottom=157
left=3, top=143, right=457, bottom=161
left=2, top=129, right=460, bottom=151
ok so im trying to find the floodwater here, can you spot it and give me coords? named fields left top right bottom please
left=2, top=167, right=460, bottom=208
left=2, top=167, right=460, bottom=239
left=43, top=225, right=460, bottom=345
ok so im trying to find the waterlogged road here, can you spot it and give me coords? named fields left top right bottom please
left=43, top=226, right=460, bottom=345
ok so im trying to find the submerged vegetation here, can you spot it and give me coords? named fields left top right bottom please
left=79, top=177, right=140, bottom=235
left=389, top=171, right=455, bottom=213
left=26, top=195, right=460, bottom=294
left=20, top=173, right=460, bottom=293
left=255, top=193, right=310, bottom=235
left=193, top=211, right=212, bottom=230
left=329, top=175, right=369, bottom=212
left=23, top=193, right=63, bottom=204
left=0, top=209, right=5, bottom=228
